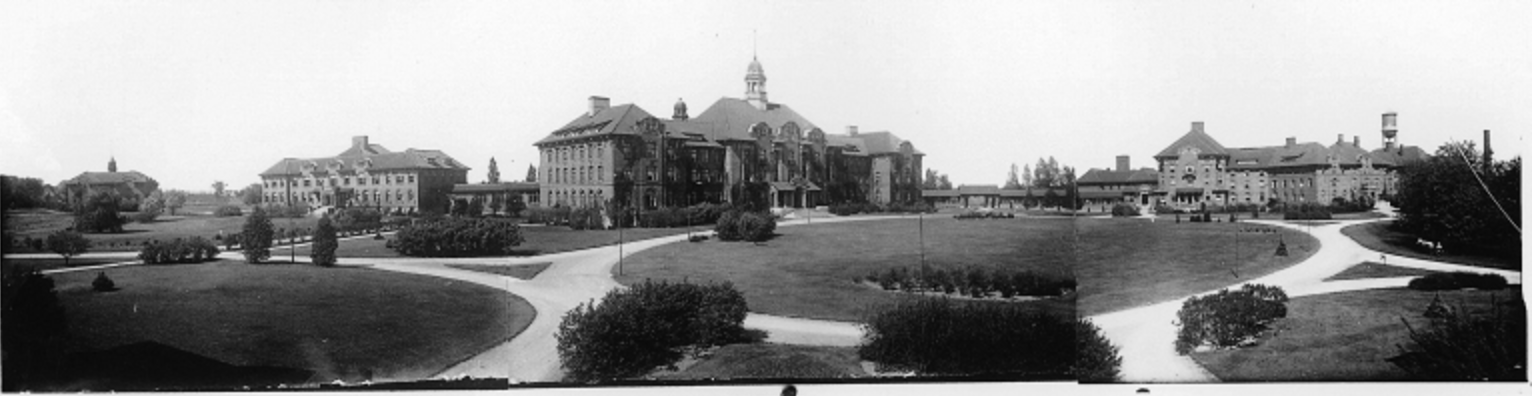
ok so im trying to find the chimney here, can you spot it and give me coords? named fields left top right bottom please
left=1484, top=129, right=1493, bottom=164
left=1116, top=155, right=1130, bottom=172
left=1337, top=134, right=1345, bottom=144
left=1191, top=122, right=1204, bottom=133
left=588, top=96, right=610, bottom=116
left=352, top=136, right=369, bottom=151
left=1285, top=137, right=1296, bottom=148
left=1353, top=135, right=1361, bottom=148
left=847, top=125, right=859, bottom=136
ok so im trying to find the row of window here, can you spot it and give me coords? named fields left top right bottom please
left=546, top=189, right=605, bottom=208
left=266, top=174, right=417, bottom=189
left=263, top=189, right=415, bottom=203
left=545, top=142, right=607, bottom=164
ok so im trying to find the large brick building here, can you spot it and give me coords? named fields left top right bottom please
left=1080, top=113, right=1428, bottom=211
left=59, top=157, right=159, bottom=210
left=258, top=136, right=469, bottom=214
left=534, top=57, right=923, bottom=211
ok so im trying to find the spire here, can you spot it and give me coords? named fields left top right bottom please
left=108, top=156, right=118, bottom=173
left=745, top=55, right=768, bottom=110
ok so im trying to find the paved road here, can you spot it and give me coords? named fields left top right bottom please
left=1088, top=203, right=1520, bottom=382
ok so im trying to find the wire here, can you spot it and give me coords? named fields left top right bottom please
left=1451, top=145, right=1520, bottom=234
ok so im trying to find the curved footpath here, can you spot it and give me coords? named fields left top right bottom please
left=1088, top=204, right=1521, bottom=382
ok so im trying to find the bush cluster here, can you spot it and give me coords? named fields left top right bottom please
left=859, top=298, right=1074, bottom=376
left=1406, top=272, right=1508, bottom=291
left=333, top=207, right=383, bottom=231
left=954, top=210, right=1016, bottom=220
left=556, top=280, right=749, bottom=382
left=863, top=266, right=1074, bottom=299
left=1280, top=203, right=1332, bottom=220
left=213, top=205, right=244, bottom=217
left=1152, top=203, right=1177, bottom=214
left=1174, top=284, right=1289, bottom=354
left=137, top=237, right=221, bottom=264
left=1076, top=318, right=1123, bottom=382
left=73, top=192, right=126, bottom=233
left=1329, top=195, right=1376, bottom=214
left=92, top=272, right=116, bottom=292
left=386, top=217, right=524, bottom=257
left=1184, top=212, right=1217, bottom=223
left=1392, top=294, right=1525, bottom=380
left=1110, top=203, right=1140, bottom=217
left=266, top=203, right=312, bottom=218
left=713, top=210, right=776, bottom=242
left=829, top=201, right=934, bottom=216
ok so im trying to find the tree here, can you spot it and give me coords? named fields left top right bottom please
left=1063, top=166, right=1080, bottom=210
left=241, top=183, right=263, bottom=206
left=1004, top=163, right=1023, bottom=189
left=2, top=271, right=69, bottom=389
left=1022, top=164, right=1033, bottom=189
left=211, top=181, right=227, bottom=198
left=938, top=174, right=953, bottom=190
left=134, top=191, right=164, bottom=223
left=310, top=215, right=338, bottom=267
left=1394, top=141, right=1520, bottom=258
left=45, top=230, right=90, bottom=266
left=240, top=206, right=274, bottom=263
left=1, top=175, right=50, bottom=210
left=526, top=164, right=538, bottom=182
left=488, top=194, right=504, bottom=215
left=73, top=192, right=126, bottom=233
left=164, top=190, right=188, bottom=216
left=923, top=169, right=940, bottom=189
left=487, top=157, right=501, bottom=183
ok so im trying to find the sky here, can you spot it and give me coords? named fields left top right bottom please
left=1, top=0, right=1528, bottom=191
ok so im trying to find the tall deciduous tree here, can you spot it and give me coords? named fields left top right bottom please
left=211, top=181, right=227, bottom=197
left=164, top=190, right=187, bottom=216
left=487, top=157, right=501, bottom=184
left=73, top=192, right=126, bottom=233
left=241, top=206, right=274, bottom=263
left=1022, top=164, right=1033, bottom=189
left=1004, top=163, right=1023, bottom=189
left=45, top=230, right=90, bottom=266
left=1394, top=141, right=1520, bottom=258
left=310, top=215, right=338, bottom=267
left=526, top=164, right=538, bottom=182
left=938, top=174, right=953, bottom=190
left=241, top=183, right=263, bottom=206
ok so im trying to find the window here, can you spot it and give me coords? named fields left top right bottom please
left=344, top=177, right=351, bottom=186
left=408, top=175, right=415, bottom=183
left=303, top=179, right=311, bottom=187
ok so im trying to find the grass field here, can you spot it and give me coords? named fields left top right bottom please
left=1190, top=288, right=1523, bottom=381
left=615, top=217, right=1076, bottom=322
left=444, top=263, right=552, bottom=280
left=285, top=225, right=710, bottom=258
left=48, top=261, right=532, bottom=383
left=1074, top=218, right=1320, bottom=316
left=1340, top=221, right=1520, bottom=270
left=4, top=209, right=319, bottom=252
left=1324, top=261, right=1439, bottom=282
left=3, top=257, right=136, bottom=273
left=651, top=343, right=866, bottom=380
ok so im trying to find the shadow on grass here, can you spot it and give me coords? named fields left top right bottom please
left=43, top=341, right=314, bottom=391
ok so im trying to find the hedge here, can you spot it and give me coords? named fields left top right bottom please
left=556, top=280, right=749, bottom=382
left=213, top=205, right=244, bottom=217
left=1281, top=203, right=1332, bottom=220
left=138, top=237, right=221, bottom=264
left=1406, top=272, right=1508, bottom=291
left=1174, top=284, right=1289, bottom=355
left=386, top=217, right=525, bottom=257
left=830, top=201, right=934, bottom=216
left=863, top=266, right=1074, bottom=299
left=954, top=210, right=1015, bottom=220
left=1110, top=204, right=1139, bottom=217
left=858, top=298, right=1074, bottom=376
left=714, top=210, right=775, bottom=242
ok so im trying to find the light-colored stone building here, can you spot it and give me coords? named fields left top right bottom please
left=258, top=136, right=469, bottom=215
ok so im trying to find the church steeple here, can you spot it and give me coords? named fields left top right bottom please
left=108, top=156, right=118, bottom=173
left=745, top=56, right=768, bottom=110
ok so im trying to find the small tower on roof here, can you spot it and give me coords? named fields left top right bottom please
left=673, top=98, right=689, bottom=120
left=108, top=156, right=118, bottom=173
left=745, top=56, right=768, bottom=110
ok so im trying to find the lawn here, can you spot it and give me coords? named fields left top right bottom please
left=286, top=225, right=710, bottom=258
left=1324, top=261, right=1439, bottom=282
left=1074, top=218, right=1320, bottom=316
left=650, top=343, right=866, bottom=380
left=444, top=263, right=552, bottom=280
left=2, top=257, right=138, bottom=273
left=615, top=217, right=1076, bottom=322
left=1341, top=221, right=1520, bottom=270
left=46, top=261, right=532, bottom=384
left=1190, top=288, right=1523, bottom=381
left=4, top=209, right=320, bottom=252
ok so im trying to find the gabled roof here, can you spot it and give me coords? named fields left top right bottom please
left=1155, top=128, right=1229, bottom=158
left=850, top=131, right=924, bottom=156
left=63, top=171, right=154, bottom=185
left=1370, top=145, right=1430, bottom=166
left=1077, top=168, right=1159, bottom=185
left=689, top=97, right=817, bottom=142
left=825, top=135, right=869, bottom=156
left=957, top=184, right=1001, bottom=195
left=536, top=104, right=658, bottom=146
left=336, top=143, right=391, bottom=157
left=259, top=148, right=470, bottom=177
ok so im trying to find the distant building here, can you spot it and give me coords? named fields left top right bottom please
left=1145, top=114, right=1427, bottom=210
left=447, top=182, right=540, bottom=215
left=60, top=157, right=160, bottom=210
left=533, top=56, right=923, bottom=211
left=1077, top=155, right=1160, bottom=208
left=258, top=136, right=470, bottom=214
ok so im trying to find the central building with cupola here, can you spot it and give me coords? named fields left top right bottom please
left=533, top=57, right=924, bottom=211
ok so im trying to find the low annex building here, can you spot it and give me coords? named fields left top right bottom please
left=258, top=136, right=470, bottom=214
left=533, top=56, right=924, bottom=211
left=59, top=157, right=160, bottom=210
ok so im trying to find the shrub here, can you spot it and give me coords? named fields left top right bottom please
left=714, top=210, right=743, bottom=241
left=556, top=280, right=748, bottom=382
left=387, top=217, right=524, bottom=257
left=240, top=206, right=275, bottom=263
left=1406, top=272, right=1508, bottom=291
left=859, top=298, right=1074, bottom=376
left=1153, top=203, right=1176, bottom=214
left=267, top=203, right=311, bottom=218
left=91, top=272, right=116, bottom=292
left=737, top=212, right=776, bottom=242
left=310, top=216, right=338, bottom=267
left=1391, top=294, right=1525, bottom=380
left=1282, top=203, right=1332, bottom=220
left=212, top=205, right=243, bottom=217
left=73, top=192, right=126, bottom=233
left=1075, top=318, right=1123, bottom=382
left=334, top=207, right=383, bottom=231
left=1110, top=203, right=1139, bottom=217
left=138, top=237, right=220, bottom=264
left=1174, top=284, right=1289, bottom=354
left=45, top=230, right=91, bottom=266
left=567, top=208, right=604, bottom=230
left=132, top=205, right=162, bottom=223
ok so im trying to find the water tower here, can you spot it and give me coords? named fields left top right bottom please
left=1381, top=112, right=1398, bottom=150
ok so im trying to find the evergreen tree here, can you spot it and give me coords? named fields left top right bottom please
left=526, top=164, right=538, bottom=182
left=1005, top=163, right=1023, bottom=189
left=487, top=157, right=501, bottom=183
left=310, top=215, right=338, bottom=267
left=240, top=206, right=274, bottom=263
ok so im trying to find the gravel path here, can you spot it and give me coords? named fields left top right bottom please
left=1088, top=202, right=1520, bottom=382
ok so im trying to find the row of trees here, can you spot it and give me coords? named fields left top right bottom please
left=1392, top=141, right=1520, bottom=260
left=1002, top=158, right=1081, bottom=209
